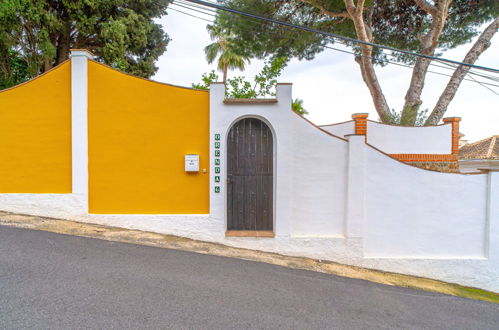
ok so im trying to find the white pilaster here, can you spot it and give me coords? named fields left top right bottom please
left=486, top=171, right=498, bottom=260
left=345, top=134, right=366, bottom=238
left=70, top=50, right=93, bottom=203
left=209, top=83, right=226, bottom=220
left=274, top=83, right=293, bottom=236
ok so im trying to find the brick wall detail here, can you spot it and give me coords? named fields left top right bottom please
left=388, top=154, right=457, bottom=162
left=442, top=117, right=461, bottom=155
left=351, top=114, right=460, bottom=169
left=352, top=113, right=368, bottom=136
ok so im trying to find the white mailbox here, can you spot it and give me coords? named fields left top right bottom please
left=185, top=154, right=199, bottom=172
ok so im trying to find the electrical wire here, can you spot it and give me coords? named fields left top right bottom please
left=174, top=0, right=499, bottom=82
left=181, top=0, right=499, bottom=74
left=170, top=1, right=499, bottom=91
left=169, top=7, right=213, bottom=22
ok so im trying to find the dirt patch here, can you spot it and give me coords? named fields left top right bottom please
left=0, top=210, right=497, bottom=304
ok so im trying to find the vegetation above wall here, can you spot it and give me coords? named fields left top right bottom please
left=0, top=0, right=170, bottom=89
left=210, top=0, right=498, bottom=126
left=193, top=56, right=308, bottom=115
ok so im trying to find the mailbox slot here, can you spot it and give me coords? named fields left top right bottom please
left=185, top=154, right=199, bottom=172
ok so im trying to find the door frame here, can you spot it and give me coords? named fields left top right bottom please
left=224, top=115, right=277, bottom=236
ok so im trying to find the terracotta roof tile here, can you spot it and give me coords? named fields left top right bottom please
left=459, top=135, right=499, bottom=160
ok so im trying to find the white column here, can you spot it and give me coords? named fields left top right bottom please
left=209, top=83, right=226, bottom=220
left=274, top=83, right=293, bottom=236
left=70, top=50, right=93, bottom=203
left=486, top=171, right=498, bottom=260
left=345, top=134, right=366, bottom=238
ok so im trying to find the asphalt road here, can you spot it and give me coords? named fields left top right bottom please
left=0, top=226, right=497, bottom=329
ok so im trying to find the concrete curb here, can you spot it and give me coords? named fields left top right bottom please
left=0, top=210, right=497, bottom=304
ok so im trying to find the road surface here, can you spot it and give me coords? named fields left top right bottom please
left=0, top=226, right=497, bottom=329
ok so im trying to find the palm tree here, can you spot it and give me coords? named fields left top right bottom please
left=204, top=25, right=250, bottom=83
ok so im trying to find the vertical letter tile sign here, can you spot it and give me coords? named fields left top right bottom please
left=214, top=133, right=221, bottom=193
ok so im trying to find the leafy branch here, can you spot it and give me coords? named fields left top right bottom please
left=192, top=57, right=308, bottom=115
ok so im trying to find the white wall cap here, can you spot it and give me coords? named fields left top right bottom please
left=70, top=49, right=95, bottom=59
left=210, top=82, right=226, bottom=92
left=345, top=134, right=366, bottom=142
left=459, top=159, right=499, bottom=173
left=275, top=83, right=292, bottom=105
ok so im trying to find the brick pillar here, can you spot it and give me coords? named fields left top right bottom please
left=443, top=117, right=461, bottom=155
left=352, top=113, right=368, bottom=136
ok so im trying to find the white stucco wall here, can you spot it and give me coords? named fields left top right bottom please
left=209, top=84, right=349, bottom=237
left=1, top=80, right=498, bottom=292
left=290, top=116, right=348, bottom=237
left=321, top=120, right=453, bottom=155
left=209, top=84, right=294, bottom=236
left=320, top=121, right=355, bottom=139
left=366, top=121, right=452, bottom=154
left=364, top=147, right=487, bottom=258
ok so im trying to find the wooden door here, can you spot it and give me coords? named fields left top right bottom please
left=227, top=118, right=273, bottom=232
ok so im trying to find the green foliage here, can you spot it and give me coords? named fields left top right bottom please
left=385, top=108, right=429, bottom=127
left=253, top=56, right=287, bottom=96
left=226, top=76, right=258, bottom=98
left=0, top=49, right=29, bottom=89
left=192, top=71, right=219, bottom=90
left=193, top=57, right=309, bottom=116
left=212, top=0, right=497, bottom=125
left=193, top=56, right=287, bottom=97
left=204, top=24, right=250, bottom=81
left=0, top=0, right=170, bottom=89
left=214, top=0, right=497, bottom=65
left=292, top=98, right=308, bottom=116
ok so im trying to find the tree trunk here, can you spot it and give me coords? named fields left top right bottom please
left=223, top=64, right=228, bottom=84
left=44, top=57, right=52, bottom=72
left=400, top=0, right=453, bottom=126
left=54, top=7, right=72, bottom=66
left=55, top=30, right=71, bottom=65
left=345, top=0, right=392, bottom=123
left=302, top=0, right=391, bottom=122
left=425, top=18, right=499, bottom=125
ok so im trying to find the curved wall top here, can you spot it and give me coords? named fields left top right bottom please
left=367, top=121, right=452, bottom=154
left=321, top=118, right=453, bottom=155
left=87, top=61, right=210, bottom=214
left=0, top=61, right=72, bottom=192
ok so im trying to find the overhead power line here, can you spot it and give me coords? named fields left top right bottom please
left=169, top=7, right=213, bottom=22
left=174, top=1, right=217, bottom=17
left=176, top=0, right=499, bottom=84
left=181, top=0, right=499, bottom=74
left=170, top=1, right=499, bottom=91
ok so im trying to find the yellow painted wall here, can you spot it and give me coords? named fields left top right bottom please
left=88, top=61, right=210, bottom=214
left=0, top=62, right=72, bottom=193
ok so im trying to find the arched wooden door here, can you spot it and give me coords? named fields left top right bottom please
left=227, top=118, right=273, bottom=233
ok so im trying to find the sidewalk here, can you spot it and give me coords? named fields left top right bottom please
left=0, top=210, right=497, bottom=304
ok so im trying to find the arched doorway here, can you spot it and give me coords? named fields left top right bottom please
left=226, top=118, right=273, bottom=233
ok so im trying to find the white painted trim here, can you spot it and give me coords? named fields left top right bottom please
left=70, top=50, right=94, bottom=211
left=485, top=171, right=498, bottom=259
left=70, top=50, right=90, bottom=194
left=87, top=214, right=211, bottom=218
left=345, top=135, right=366, bottom=238
left=69, top=50, right=95, bottom=59
left=209, top=83, right=226, bottom=222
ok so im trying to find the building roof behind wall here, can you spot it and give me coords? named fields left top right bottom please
left=459, top=135, right=499, bottom=160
